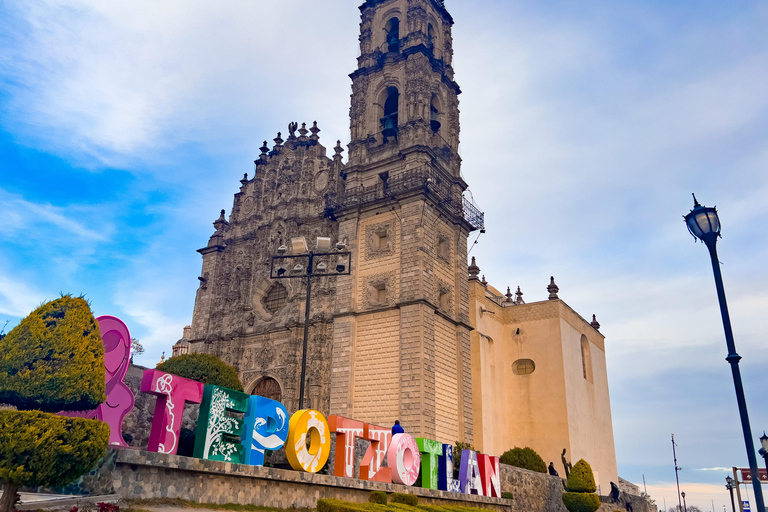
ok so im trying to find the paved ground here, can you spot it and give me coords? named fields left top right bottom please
left=0, top=491, right=120, bottom=511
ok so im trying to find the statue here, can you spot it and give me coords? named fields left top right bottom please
left=288, top=121, right=298, bottom=139
left=561, top=448, right=573, bottom=478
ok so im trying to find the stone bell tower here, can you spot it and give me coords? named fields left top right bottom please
left=328, top=0, right=483, bottom=444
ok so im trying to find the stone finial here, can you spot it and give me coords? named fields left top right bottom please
left=298, top=122, right=309, bottom=142
left=468, top=256, right=480, bottom=280
left=273, top=132, right=284, bottom=148
left=213, top=209, right=229, bottom=233
left=547, top=276, right=559, bottom=300
left=505, top=287, right=513, bottom=303
left=515, top=286, right=525, bottom=305
left=260, top=141, right=269, bottom=155
left=481, top=275, right=488, bottom=286
left=240, top=173, right=249, bottom=186
left=310, top=121, right=320, bottom=141
left=591, top=314, right=601, bottom=331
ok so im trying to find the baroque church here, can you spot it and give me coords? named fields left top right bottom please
left=174, top=0, right=618, bottom=493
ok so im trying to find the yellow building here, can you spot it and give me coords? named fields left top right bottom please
left=468, top=261, right=618, bottom=492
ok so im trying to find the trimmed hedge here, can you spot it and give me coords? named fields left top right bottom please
left=561, top=493, right=600, bottom=512
left=499, top=447, right=547, bottom=474
left=566, top=459, right=597, bottom=493
left=0, top=410, right=109, bottom=487
left=501, top=492, right=513, bottom=500
left=157, top=353, right=244, bottom=391
left=390, top=494, right=418, bottom=506
left=369, top=492, right=387, bottom=505
left=0, top=296, right=106, bottom=412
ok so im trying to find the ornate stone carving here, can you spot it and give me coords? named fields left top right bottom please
left=365, top=221, right=396, bottom=259
left=362, top=271, right=397, bottom=310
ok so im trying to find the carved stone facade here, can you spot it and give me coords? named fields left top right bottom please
left=188, top=0, right=481, bottom=445
left=188, top=126, right=345, bottom=413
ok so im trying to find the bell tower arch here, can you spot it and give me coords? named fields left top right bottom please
left=330, top=0, right=482, bottom=444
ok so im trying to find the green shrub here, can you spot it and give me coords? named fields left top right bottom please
left=561, top=493, right=600, bottom=512
left=156, top=353, right=243, bottom=391
left=565, top=460, right=597, bottom=493
left=499, top=447, right=546, bottom=473
left=0, top=410, right=109, bottom=487
left=501, top=492, right=514, bottom=500
left=390, top=494, right=418, bottom=506
left=453, top=441, right=474, bottom=477
left=369, top=492, right=387, bottom=505
left=0, top=296, right=106, bottom=412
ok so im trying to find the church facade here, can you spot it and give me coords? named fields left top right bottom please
left=177, top=0, right=618, bottom=492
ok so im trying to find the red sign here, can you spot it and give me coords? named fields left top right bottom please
left=739, top=468, right=768, bottom=483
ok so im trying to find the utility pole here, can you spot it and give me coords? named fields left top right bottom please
left=673, top=434, right=683, bottom=511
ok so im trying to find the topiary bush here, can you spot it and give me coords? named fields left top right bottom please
left=390, top=494, right=418, bottom=506
left=0, top=296, right=109, bottom=512
left=156, top=353, right=243, bottom=391
left=499, top=446, right=547, bottom=473
left=562, top=459, right=600, bottom=512
left=565, top=459, right=597, bottom=493
left=369, top=491, right=387, bottom=505
left=0, top=296, right=106, bottom=412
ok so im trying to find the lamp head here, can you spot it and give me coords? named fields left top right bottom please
left=681, top=492, right=685, bottom=499
left=276, top=266, right=287, bottom=277
left=316, top=237, right=332, bottom=252
left=726, top=476, right=733, bottom=487
left=277, top=244, right=288, bottom=255
left=293, top=263, right=304, bottom=273
left=684, top=193, right=720, bottom=244
left=336, top=263, right=346, bottom=273
left=291, top=236, right=309, bottom=254
left=335, top=240, right=346, bottom=251
left=761, top=431, right=768, bottom=452
left=316, top=261, right=328, bottom=272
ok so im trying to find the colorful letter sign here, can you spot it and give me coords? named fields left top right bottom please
left=141, top=369, right=204, bottom=454
left=459, top=449, right=484, bottom=496
left=388, top=433, right=421, bottom=486
left=360, top=423, right=392, bottom=482
left=439, top=444, right=462, bottom=492
left=328, top=415, right=364, bottom=478
left=478, top=454, right=502, bottom=498
left=59, top=315, right=135, bottom=447
left=194, top=385, right=249, bottom=463
left=286, top=409, right=331, bottom=473
left=243, top=395, right=289, bottom=466
left=417, top=438, right=442, bottom=489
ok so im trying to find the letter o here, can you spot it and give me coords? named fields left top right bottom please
left=387, top=433, right=421, bottom=486
left=286, top=409, right=331, bottom=473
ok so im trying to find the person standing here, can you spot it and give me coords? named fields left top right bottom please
left=392, top=420, right=404, bottom=435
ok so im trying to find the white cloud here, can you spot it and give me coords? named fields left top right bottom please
left=0, top=272, right=45, bottom=318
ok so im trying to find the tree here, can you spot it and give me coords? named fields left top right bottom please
left=0, top=296, right=110, bottom=512
left=500, top=446, right=547, bottom=473
left=156, top=353, right=243, bottom=392
left=562, top=459, right=600, bottom=512
left=130, top=338, right=144, bottom=363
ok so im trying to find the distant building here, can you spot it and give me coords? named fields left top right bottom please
left=180, top=0, right=618, bottom=491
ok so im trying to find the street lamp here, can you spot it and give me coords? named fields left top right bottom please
left=759, top=432, right=768, bottom=476
left=726, top=476, right=737, bottom=512
left=270, top=236, right=351, bottom=411
left=681, top=492, right=687, bottom=512
left=684, top=194, right=765, bottom=512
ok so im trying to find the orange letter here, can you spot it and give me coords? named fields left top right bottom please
left=360, top=423, right=392, bottom=482
left=328, top=415, right=364, bottom=478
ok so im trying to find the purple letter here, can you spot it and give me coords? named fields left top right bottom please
left=459, top=449, right=484, bottom=495
left=141, top=369, right=204, bottom=454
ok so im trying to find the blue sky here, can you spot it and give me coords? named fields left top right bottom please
left=1, top=1, right=768, bottom=509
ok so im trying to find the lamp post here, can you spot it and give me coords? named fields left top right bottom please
left=270, top=236, right=351, bottom=411
left=759, top=432, right=768, bottom=476
left=682, top=492, right=688, bottom=512
left=726, top=476, right=737, bottom=512
left=684, top=195, right=765, bottom=512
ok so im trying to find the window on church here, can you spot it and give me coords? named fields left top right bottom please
left=513, top=359, right=536, bottom=375
left=252, top=377, right=282, bottom=402
left=385, top=17, right=400, bottom=53
left=430, top=96, right=441, bottom=134
left=580, top=335, right=593, bottom=382
left=381, top=87, right=399, bottom=142
left=427, top=24, right=435, bottom=52
left=263, top=283, right=287, bottom=314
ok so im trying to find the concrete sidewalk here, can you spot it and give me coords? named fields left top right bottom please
left=0, top=491, right=120, bottom=511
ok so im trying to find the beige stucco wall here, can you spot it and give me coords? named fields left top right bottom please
left=469, top=279, right=618, bottom=492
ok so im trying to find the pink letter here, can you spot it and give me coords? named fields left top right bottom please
left=328, top=415, right=365, bottom=478
left=59, top=315, right=136, bottom=447
left=478, top=454, right=502, bottom=498
left=387, top=433, right=421, bottom=486
left=361, top=423, right=392, bottom=482
left=141, top=369, right=204, bottom=454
